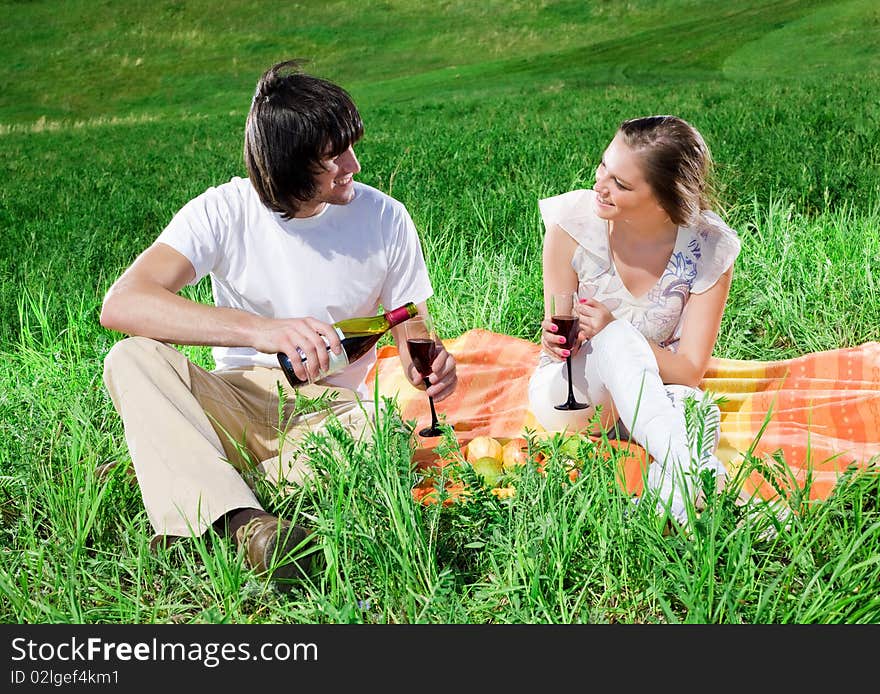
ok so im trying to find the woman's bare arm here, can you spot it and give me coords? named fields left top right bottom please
left=650, top=267, right=734, bottom=387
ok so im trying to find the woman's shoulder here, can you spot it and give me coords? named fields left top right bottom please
left=684, top=211, right=742, bottom=294
left=538, top=188, right=592, bottom=220
left=537, top=189, right=605, bottom=245
left=539, top=189, right=611, bottom=280
left=538, top=189, right=597, bottom=225
left=694, top=211, right=741, bottom=256
left=699, top=210, right=739, bottom=238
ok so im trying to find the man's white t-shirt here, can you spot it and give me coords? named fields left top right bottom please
left=156, top=177, right=433, bottom=397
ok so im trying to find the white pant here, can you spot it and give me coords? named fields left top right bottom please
left=528, top=319, right=724, bottom=524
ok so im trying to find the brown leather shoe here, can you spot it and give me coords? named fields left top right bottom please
left=95, top=460, right=137, bottom=485
left=235, top=515, right=312, bottom=582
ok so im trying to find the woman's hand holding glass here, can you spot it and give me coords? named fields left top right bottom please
left=548, top=292, right=589, bottom=411
left=541, top=314, right=580, bottom=361
left=574, top=295, right=616, bottom=340
left=542, top=294, right=583, bottom=362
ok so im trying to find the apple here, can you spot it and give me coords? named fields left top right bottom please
left=559, top=434, right=583, bottom=462
left=501, top=437, right=529, bottom=471
left=470, top=456, right=505, bottom=488
left=466, top=436, right=503, bottom=463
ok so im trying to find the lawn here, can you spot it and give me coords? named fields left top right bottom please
left=1, top=0, right=878, bottom=624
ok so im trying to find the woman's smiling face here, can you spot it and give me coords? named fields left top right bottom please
left=592, top=134, right=666, bottom=222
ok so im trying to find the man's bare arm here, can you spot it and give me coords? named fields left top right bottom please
left=100, top=242, right=339, bottom=381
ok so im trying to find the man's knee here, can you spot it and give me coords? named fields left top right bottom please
left=104, top=336, right=144, bottom=383
left=106, top=335, right=180, bottom=370
left=103, top=336, right=185, bottom=394
left=105, top=335, right=157, bottom=368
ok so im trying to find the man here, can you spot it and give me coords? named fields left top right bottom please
left=100, top=59, right=457, bottom=585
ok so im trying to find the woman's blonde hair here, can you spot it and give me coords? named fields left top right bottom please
left=617, top=115, right=720, bottom=225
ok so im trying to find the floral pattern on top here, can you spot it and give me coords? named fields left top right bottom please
left=538, top=189, right=741, bottom=352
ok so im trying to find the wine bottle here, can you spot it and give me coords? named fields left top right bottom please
left=277, top=302, right=419, bottom=387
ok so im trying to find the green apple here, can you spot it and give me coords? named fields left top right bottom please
left=559, top=434, right=582, bottom=462
left=470, top=456, right=504, bottom=488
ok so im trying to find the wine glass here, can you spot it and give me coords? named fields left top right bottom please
left=404, top=315, right=445, bottom=437
left=551, top=292, right=589, bottom=411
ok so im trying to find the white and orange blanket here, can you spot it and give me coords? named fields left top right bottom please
left=367, top=329, right=880, bottom=502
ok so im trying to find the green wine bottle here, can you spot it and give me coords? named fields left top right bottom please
left=278, top=302, right=419, bottom=386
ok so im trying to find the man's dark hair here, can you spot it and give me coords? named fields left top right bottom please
left=244, top=60, right=364, bottom=218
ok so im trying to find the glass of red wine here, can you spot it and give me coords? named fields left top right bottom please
left=551, top=292, right=589, bottom=411
left=405, top=315, right=445, bottom=437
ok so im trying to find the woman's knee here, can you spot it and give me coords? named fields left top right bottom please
left=528, top=361, right=572, bottom=411
left=528, top=365, right=596, bottom=434
left=590, top=320, right=657, bottom=373
left=530, top=402, right=596, bottom=435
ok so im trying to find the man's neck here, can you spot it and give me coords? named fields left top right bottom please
left=294, top=201, right=328, bottom=219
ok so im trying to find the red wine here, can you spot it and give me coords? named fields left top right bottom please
left=552, top=315, right=579, bottom=349
left=278, top=302, right=418, bottom=386
left=406, top=337, right=436, bottom=377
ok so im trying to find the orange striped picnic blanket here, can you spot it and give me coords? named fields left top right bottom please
left=367, top=329, right=880, bottom=502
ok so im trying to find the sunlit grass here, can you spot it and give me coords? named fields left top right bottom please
left=1, top=0, right=878, bottom=624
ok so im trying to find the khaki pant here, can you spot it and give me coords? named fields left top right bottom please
left=103, top=337, right=374, bottom=548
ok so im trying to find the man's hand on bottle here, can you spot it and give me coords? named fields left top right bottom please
left=255, top=317, right=342, bottom=383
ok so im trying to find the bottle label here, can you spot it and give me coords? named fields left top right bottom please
left=295, top=327, right=349, bottom=383
left=326, top=327, right=350, bottom=375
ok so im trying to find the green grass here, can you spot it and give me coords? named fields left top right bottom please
left=1, top=0, right=879, bottom=624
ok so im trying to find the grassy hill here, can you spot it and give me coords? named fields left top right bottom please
left=0, top=0, right=878, bottom=625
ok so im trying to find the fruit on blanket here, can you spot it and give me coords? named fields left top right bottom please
left=466, top=436, right=503, bottom=463
left=501, top=437, right=529, bottom=471
left=413, top=482, right=468, bottom=506
left=491, top=485, right=516, bottom=500
left=470, top=456, right=504, bottom=488
left=559, top=434, right=583, bottom=461
left=535, top=459, right=580, bottom=482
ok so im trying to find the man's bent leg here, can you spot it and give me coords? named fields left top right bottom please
left=259, top=386, right=376, bottom=488
left=103, top=337, right=262, bottom=547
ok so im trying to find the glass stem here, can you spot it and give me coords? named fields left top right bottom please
left=566, top=356, right=575, bottom=404
left=424, top=377, right=439, bottom=426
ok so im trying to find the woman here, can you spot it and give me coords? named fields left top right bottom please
left=528, top=115, right=741, bottom=528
